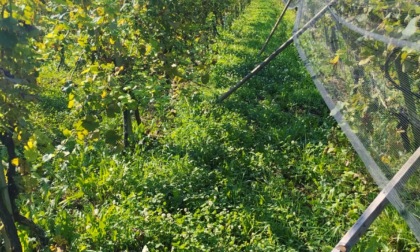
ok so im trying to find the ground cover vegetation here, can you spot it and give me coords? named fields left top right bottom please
left=0, top=0, right=419, bottom=251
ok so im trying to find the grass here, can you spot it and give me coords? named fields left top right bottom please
left=15, top=0, right=420, bottom=251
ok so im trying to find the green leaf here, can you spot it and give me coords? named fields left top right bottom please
left=104, top=130, right=121, bottom=144
left=106, top=103, right=120, bottom=118
left=0, top=30, right=18, bottom=49
left=82, top=116, right=100, bottom=131
left=24, top=148, right=38, bottom=162
left=201, top=73, right=210, bottom=84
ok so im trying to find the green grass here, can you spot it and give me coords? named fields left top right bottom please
left=16, top=0, right=420, bottom=251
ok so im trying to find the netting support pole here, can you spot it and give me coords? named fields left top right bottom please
left=332, top=147, right=420, bottom=252
left=218, top=0, right=337, bottom=102
left=258, top=0, right=293, bottom=56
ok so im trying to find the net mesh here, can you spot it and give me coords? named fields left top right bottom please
left=282, top=0, right=301, bottom=9
left=292, top=0, right=420, bottom=241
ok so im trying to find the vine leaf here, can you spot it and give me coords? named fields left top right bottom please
left=358, top=56, right=373, bottom=66
left=0, top=31, right=18, bottom=49
left=201, top=73, right=210, bottom=84
left=402, top=16, right=419, bottom=38
left=82, top=116, right=100, bottom=132
left=330, top=55, right=340, bottom=65
left=68, top=93, right=75, bottom=109
left=105, top=130, right=121, bottom=144
left=11, top=158, right=19, bottom=167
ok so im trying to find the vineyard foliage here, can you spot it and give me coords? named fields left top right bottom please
left=0, top=0, right=419, bottom=251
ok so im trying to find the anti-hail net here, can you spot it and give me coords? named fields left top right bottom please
left=291, top=0, right=420, bottom=241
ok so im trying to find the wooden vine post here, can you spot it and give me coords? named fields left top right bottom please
left=0, top=161, right=21, bottom=252
left=258, top=0, right=293, bottom=56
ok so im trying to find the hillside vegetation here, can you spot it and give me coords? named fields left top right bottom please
left=0, top=0, right=419, bottom=251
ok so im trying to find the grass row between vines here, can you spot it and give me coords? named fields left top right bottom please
left=19, top=0, right=420, bottom=251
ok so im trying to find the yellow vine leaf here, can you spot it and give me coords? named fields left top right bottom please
left=77, top=7, right=86, bottom=18
left=74, top=120, right=84, bottom=131
left=68, top=99, right=75, bottom=109
left=11, top=158, right=19, bottom=167
left=45, top=32, right=56, bottom=39
left=81, top=67, right=90, bottom=75
left=0, top=0, right=7, bottom=5
left=35, top=41, right=46, bottom=50
left=96, top=7, right=105, bottom=16
left=381, top=155, right=391, bottom=165
left=54, top=24, right=67, bottom=33
left=63, top=129, right=72, bottom=137
left=330, top=55, right=340, bottom=65
left=3, top=9, right=10, bottom=18
left=101, top=90, right=107, bottom=98
left=69, top=11, right=75, bottom=21
left=78, top=36, right=88, bottom=47
left=77, top=131, right=85, bottom=140
left=23, top=5, right=34, bottom=22
left=358, top=56, right=373, bottom=66
left=118, top=19, right=126, bottom=26
left=401, top=51, right=408, bottom=61
left=25, top=138, right=35, bottom=150
left=145, top=44, right=152, bottom=55
left=68, top=93, right=75, bottom=109
left=90, top=64, right=99, bottom=74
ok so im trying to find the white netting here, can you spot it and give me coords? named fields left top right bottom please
left=292, top=0, right=420, bottom=241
